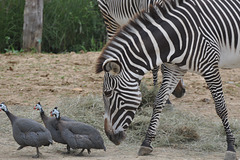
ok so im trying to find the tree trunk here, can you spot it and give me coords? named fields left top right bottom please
left=22, top=0, right=43, bottom=53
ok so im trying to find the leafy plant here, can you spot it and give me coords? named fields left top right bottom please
left=42, top=0, right=107, bottom=53
left=0, top=0, right=25, bottom=53
left=0, top=0, right=107, bottom=53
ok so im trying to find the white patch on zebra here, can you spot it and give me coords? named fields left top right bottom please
left=219, top=47, right=240, bottom=68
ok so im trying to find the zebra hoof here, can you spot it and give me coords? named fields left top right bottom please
left=138, top=146, right=153, bottom=156
left=224, top=151, right=237, bottom=160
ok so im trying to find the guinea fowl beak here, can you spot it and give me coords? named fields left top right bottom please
left=33, top=106, right=39, bottom=110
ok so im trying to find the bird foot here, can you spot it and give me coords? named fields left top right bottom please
left=62, top=151, right=70, bottom=154
left=76, top=152, right=84, bottom=156
left=32, top=154, right=39, bottom=158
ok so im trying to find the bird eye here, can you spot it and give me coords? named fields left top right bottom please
left=104, top=90, right=112, bottom=97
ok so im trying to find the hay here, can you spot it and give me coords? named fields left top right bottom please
left=139, top=82, right=158, bottom=108
left=54, top=85, right=240, bottom=152
left=56, top=94, right=105, bottom=132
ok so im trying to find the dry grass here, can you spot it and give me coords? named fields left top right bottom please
left=54, top=84, right=240, bottom=153
left=56, top=94, right=105, bottom=133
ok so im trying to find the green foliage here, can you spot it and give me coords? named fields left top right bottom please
left=42, top=0, right=106, bottom=53
left=0, top=0, right=107, bottom=53
left=0, top=0, right=25, bottom=53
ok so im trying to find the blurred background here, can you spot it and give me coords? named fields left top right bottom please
left=0, top=0, right=107, bottom=53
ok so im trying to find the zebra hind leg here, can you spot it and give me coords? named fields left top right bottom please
left=138, top=64, right=186, bottom=156
left=152, top=66, right=159, bottom=86
left=153, top=65, right=186, bottom=98
left=161, top=64, right=186, bottom=98
left=203, top=69, right=237, bottom=160
left=171, top=78, right=185, bottom=98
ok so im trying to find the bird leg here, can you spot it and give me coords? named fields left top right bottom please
left=76, top=149, right=85, bottom=156
left=61, top=145, right=71, bottom=154
left=66, top=145, right=70, bottom=154
left=32, top=147, right=40, bottom=158
left=17, top=145, right=25, bottom=150
left=87, top=149, right=91, bottom=154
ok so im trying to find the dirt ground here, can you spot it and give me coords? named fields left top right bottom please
left=0, top=52, right=240, bottom=160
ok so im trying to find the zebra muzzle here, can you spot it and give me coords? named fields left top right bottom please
left=104, top=118, right=126, bottom=145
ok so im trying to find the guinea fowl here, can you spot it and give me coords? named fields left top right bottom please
left=0, top=102, right=52, bottom=158
left=50, top=107, right=106, bottom=155
left=34, top=102, right=74, bottom=153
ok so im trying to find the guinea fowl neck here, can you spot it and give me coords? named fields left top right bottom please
left=5, top=111, right=17, bottom=125
left=39, top=108, right=44, bottom=115
left=56, top=113, right=61, bottom=121
left=40, top=109, right=49, bottom=122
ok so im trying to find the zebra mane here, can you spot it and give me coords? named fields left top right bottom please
left=146, top=0, right=183, bottom=19
left=95, top=0, right=183, bottom=74
left=96, top=49, right=107, bottom=73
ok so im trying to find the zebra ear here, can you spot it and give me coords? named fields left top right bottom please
left=103, top=60, right=121, bottom=75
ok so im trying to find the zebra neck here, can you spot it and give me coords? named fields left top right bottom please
left=138, top=0, right=151, bottom=12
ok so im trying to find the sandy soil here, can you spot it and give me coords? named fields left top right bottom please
left=0, top=52, right=240, bottom=160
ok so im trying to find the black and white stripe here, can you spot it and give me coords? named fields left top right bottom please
left=97, top=0, right=164, bottom=86
left=97, top=0, right=162, bottom=38
left=96, top=0, right=240, bottom=157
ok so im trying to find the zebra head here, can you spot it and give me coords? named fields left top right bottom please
left=96, top=57, right=142, bottom=145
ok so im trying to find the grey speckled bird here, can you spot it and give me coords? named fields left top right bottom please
left=34, top=102, right=74, bottom=154
left=50, top=107, right=106, bottom=156
left=0, top=102, right=52, bottom=158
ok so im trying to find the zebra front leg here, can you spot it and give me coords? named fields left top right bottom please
left=203, top=69, right=236, bottom=160
left=138, top=105, right=163, bottom=156
left=138, top=64, right=186, bottom=156
left=172, top=78, right=186, bottom=98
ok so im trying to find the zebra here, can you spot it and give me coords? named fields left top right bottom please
left=97, top=0, right=186, bottom=99
left=97, top=0, right=162, bottom=39
left=96, top=0, right=240, bottom=159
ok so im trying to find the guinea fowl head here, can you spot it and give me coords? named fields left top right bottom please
left=0, top=102, right=8, bottom=112
left=34, top=102, right=43, bottom=111
left=34, top=102, right=42, bottom=110
left=50, top=107, right=60, bottom=119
